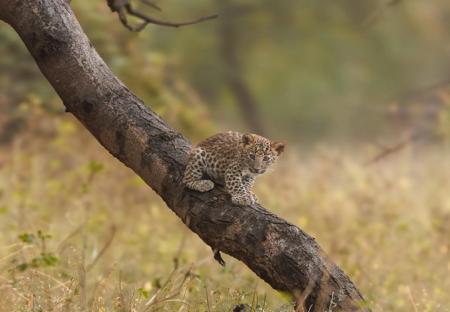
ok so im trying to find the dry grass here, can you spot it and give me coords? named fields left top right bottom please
left=0, top=107, right=449, bottom=311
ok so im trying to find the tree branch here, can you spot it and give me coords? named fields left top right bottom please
left=106, top=0, right=218, bottom=31
left=365, top=130, right=427, bottom=165
left=0, top=1, right=369, bottom=310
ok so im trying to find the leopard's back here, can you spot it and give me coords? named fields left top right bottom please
left=194, top=131, right=243, bottom=183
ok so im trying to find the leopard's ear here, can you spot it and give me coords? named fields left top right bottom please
left=272, top=141, right=285, bottom=155
left=242, top=133, right=253, bottom=146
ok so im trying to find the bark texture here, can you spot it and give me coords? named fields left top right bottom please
left=0, top=1, right=370, bottom=311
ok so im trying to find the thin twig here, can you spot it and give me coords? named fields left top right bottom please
left=107, top=0, right=218, bottom=31
left=0, top=284, right=29, bottom=301
left=78, top=227, right=87, bottom=310
left=362, top=0, right=403, bottom=28
left=127, top=5, right=218, bottom=28
left=56, top=224, right=84, bottom=252
left=30, top=269, right=71, bottom=291
left=86, top=224, right=116, bottom=272
left=205, top=283, right=211, bottom=312
left=0, top=245, right=32, bottom=263
left=0, top=243, right=22, bottom=249
left=152, top=298, right=190, bottom=307
left=90, top=263, right=117, bottom=311
left=250, top=283, right=257, bottom=311
left=118, top=270, right=126, bottom=311
left=365, top=131, right=427, bottom=165
left=173, top=230, right=187, bottom=269
left=51, top=279, right=76, bottom=308
left=140, top=0, right=161, bottom=11
left=145, top=266, right=178, bottom=308
left=406, top=287, right=419, bottom=312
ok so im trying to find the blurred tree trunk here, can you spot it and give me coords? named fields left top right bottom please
left=218, top=1, right=266, bottom=135
left=386, top=78, right=450, bottom=138
left=0, top=1, right=369, bottom=311
left=0, top=107, right=25, bottom=145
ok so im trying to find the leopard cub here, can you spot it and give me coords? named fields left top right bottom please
left=182, top=131, right=285, bottom=205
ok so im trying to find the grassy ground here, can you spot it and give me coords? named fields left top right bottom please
left=0, top=108, right=449, bottom=311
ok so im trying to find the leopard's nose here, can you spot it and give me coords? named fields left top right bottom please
left=255, top=169, right=265, bottom=174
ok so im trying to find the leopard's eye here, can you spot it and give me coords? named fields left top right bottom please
left=250, top=153, right=256, bottom=160
left=263, top=155, right=270, bottom=161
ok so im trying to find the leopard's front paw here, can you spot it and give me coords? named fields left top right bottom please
left=187, top=180, right=214, bottom=192
left=231, top=194, right=255, bottom=206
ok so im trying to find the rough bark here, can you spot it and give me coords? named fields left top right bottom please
left=0, top=1, right=369, bottom=311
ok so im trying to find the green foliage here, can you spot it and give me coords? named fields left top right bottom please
left=15, top=230, right=58, bottom=272
left=82, top=160, right=105, bottom=194
left=137, top=287, right=151, bottom=299
left=18, top=233, right=35, bottom=244
left=87, top=160, right=104, bottom=175
left=16, top=252, right=59, bottom=272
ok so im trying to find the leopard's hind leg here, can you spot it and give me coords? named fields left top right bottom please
left=182, top=148, right=214, bottom=192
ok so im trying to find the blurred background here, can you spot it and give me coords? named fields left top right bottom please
left=0, top=0, right=449, bottom=311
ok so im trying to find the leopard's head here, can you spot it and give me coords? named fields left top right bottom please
left=241, top=133, right=285, bottom=174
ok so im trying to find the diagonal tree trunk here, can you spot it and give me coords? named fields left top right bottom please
left=0, top=1, right=370, bottom=311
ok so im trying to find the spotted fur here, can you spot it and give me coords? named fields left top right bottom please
left=182, top=131, right=285, bottom=205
